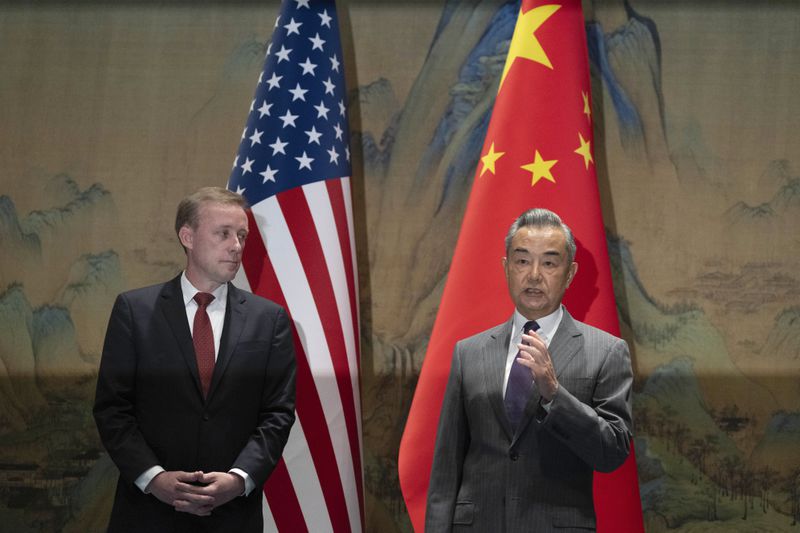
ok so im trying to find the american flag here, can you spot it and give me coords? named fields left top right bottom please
left=227, top=1, right=362, bottom=531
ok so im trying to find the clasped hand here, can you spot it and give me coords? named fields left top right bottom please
left=517, top=330, right=559, bottom=401
left=148, top=470, right=245, bottom=516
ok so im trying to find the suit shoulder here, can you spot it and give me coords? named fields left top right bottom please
left=116, top=281, right=170, bottom=303
left=572, top=319, right=626, bottom=348
left=232, top=286, right=286, bottom=315
left=456, top=321, right=507, bottom=349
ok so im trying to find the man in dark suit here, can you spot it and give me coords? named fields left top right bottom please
left=94, top=186, right=296, bottom=532
left=426, top=208, right=633, bottom=532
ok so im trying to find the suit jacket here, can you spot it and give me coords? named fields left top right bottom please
left=93, top=275, right=296, bottom=533
left=425, top=308, right=633, bottom=532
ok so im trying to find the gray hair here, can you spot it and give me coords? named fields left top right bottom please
left=505, top=208, right=576, bottom=263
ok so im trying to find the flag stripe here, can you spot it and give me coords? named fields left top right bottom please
left=254, top=196, right=359, bottom=532
left=262, top=491, right=279, bottom=532
left=305, top=179, right=364, bottom=525
left=337, top=177, right=364, bottom=473
left=326, top=178, right=360, bottom=367
left=305, top=180, right=360, bottom=390
left=339, top=178, right=361, bottom=371
left=284, top=416, right=335, bottom=532
left=272, top=187, right=360, bottom=455
left=263, top=460, right=308, bottom=533
left=241, top=209, right=349, bottom=532
left=323, top=177, right=364, bottom=520
left=276, top=187, right=362, bottom=531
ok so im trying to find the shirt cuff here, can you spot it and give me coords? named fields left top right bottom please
left=229, top=468, right=256, bottom=496
left=135, top=465, right=165, bottom=493
left=540, top=398, right=554, bottom=412
left=540, top=383, right=560, bottom=413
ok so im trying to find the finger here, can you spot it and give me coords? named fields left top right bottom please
left=520, top=332, right=546, bottom=349
left=516, top=344, right=545, bottom=363
left=521, top=337, right=552, bottom=362
left=515, top=346, right=536, bottom=360
left=175, top=482, right=206, bottom=495
left=516, top=357, right=535, bottom=370
left=517, top=357, right=541, bottom=368
left=175, top=498, right=214, bottom=511
left=196, top=471, right=216, bottom=484
left=175, top=471, right=199, bottom=483
left=176, top=489, right=215, bottom=504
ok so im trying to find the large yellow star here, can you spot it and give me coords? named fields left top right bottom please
left=582, top=91, right=591, bottom=122
left=521, top=150, right=557, bottom=187
left=480, top=142, right=505, bottom=176
left=499, top=4, right=562, bottom=91
left=574, top=132, right=593, bottom=169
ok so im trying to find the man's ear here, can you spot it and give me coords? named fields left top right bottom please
left=178, top=225, right=193, bottom=250
left=566, top=262, right=578, bottom=287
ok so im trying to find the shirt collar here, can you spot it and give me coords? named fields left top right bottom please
left=512, top=305, right=563, bottom=346
left=180, top=271, right=228, bottom=307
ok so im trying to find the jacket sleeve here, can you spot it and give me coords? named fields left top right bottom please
left=425, top=343, right=468, bottom=532
left=231, top=306, right=297, bottom=487
left=93, top=294, right=161, bottom=484
left=539, top=337, right=633, bottom=472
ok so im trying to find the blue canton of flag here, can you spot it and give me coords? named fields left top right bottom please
left=228, top=0, right=351, bottom=205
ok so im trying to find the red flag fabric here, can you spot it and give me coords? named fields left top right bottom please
left=398, top=1, right=643, bottom=531
left=227, top=1, right=363, bottom=531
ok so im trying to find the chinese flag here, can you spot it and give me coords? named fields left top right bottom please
left=397, top=1, right=644, bottom=531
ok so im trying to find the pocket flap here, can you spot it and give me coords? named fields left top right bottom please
left=453, top=501, right=474, bottom=525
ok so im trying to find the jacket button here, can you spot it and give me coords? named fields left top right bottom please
left=509, top=451, right=519, bottom=461
left=202, top=414, right=210, bottom=421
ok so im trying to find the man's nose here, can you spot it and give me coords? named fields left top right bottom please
left=527, top=264, right=542, bottom=281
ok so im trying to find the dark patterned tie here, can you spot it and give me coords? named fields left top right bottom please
left=504, top=320, right=540, bottom=430
left=193, top=292, right=216, bottom=397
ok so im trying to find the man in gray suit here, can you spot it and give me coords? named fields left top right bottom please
left=426, top=208, right=633, bottom=532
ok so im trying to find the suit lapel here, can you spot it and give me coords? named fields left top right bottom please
left=548, top=309, right=583, bottom=379
left=158, top=275, right=204, bottom=397
left=481, top=318, right=515, bottom=440
left=208, top=282, right=247, bottom=400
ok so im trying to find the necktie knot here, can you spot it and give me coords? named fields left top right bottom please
left=194, top=292, right=215, bottom=309
left=523, top=320, right=540, bottom=336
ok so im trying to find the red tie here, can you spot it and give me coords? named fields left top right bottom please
left=193, top=292, right=215, bottom=397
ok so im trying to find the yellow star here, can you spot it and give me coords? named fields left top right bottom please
left=574, top=132, right=593, bottom=169
left=521, top=150, right=557, bottom=187
left=480, top=142, right=505, bottom=176
left=499, top=4, right=562, bottom=91
left=582, top=91, right=591, bottom=122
